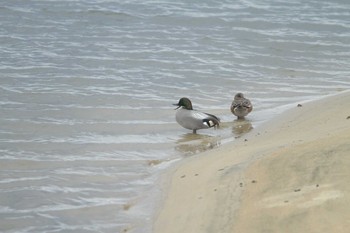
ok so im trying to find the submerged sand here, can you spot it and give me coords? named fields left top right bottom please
left=154, top=91, right=350, bottom=233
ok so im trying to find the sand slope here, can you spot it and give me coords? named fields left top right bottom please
left=154, top=91, right=350, bottom=233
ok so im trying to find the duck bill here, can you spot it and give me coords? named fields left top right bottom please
left=173, top=104, right=181, bottom=110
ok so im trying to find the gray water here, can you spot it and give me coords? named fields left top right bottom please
left=1, top=0, right=350, bottom=232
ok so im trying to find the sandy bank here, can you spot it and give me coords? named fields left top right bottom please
left=154, top=91, right=350, bottom=233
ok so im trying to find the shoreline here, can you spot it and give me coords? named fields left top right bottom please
left=153, top=90, right=350, bottom=233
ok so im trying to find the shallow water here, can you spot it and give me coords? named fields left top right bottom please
left=1, top=0, right=350, bottom=232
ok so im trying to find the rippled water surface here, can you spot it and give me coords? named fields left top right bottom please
left=1, top=0, right=350, bottom=232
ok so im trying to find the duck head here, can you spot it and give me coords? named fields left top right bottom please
left=234, top=93, right=244, bottom=100
left=173, top=97, right=193, bottom=110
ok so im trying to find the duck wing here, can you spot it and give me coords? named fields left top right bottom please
left=195, top=111, right=220, bottom=128
left=241, top=99, right=253, bottom=112
left=231, top=99, right=241, bottom=108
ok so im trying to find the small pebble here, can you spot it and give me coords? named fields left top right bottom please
left=180, top=175, right=186, bottom=178
left=297, top=104, right=303, bottom=107
left=294, top=189, right=301, bottom=192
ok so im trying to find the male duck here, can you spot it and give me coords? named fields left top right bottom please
left=231, top=93, right=253, bottom=119
left=174, top=97, right=220, bottom=134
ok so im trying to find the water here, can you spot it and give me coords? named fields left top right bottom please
left=1, top=0, right=350, bottom=232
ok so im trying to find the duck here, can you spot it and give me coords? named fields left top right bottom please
left=231, top=93, right=253, bottom=119
left=174, top=97, right=220, bottom=134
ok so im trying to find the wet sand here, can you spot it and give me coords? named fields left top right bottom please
left=154, top=90, right=350, bottom=233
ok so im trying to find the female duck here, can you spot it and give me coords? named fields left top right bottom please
left=174, top=97, right=220, bottom=134
left=231, top=93, right=253, bottom=119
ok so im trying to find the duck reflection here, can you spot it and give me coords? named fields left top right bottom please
left=232, top=119, right=253, bottom=137
left=175, top=133, right=221, bottom=156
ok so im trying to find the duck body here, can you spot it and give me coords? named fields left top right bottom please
left=174, top=98, right=220, bottom=134
left=231, top=93, right=253, bottom=119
